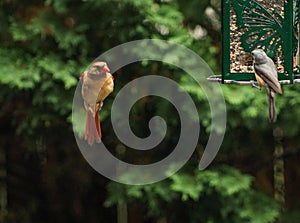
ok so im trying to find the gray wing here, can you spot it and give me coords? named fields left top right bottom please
left=254, top=61, right=282, bottom=94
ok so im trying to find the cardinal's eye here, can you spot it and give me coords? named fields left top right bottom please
left=94, top=65, right=101, bottom=70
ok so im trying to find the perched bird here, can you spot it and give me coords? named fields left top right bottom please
left=80, top=61, right=114, bottom=145
left=251, top=49, right=283, bottom=123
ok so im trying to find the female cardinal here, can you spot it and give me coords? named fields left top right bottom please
left=80, top=61, right=114, bottom=145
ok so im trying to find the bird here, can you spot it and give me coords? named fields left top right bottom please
left=251, top=49, right=282, bottom=123
left=80, top=61, right=114, bottom=145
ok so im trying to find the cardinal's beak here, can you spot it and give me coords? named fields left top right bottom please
left=101, top=67, right=110, bottom=73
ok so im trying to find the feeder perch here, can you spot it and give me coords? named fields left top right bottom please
left=208, top=0, right=300, bottom=85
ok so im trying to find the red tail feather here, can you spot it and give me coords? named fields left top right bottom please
left=95, top=111, right=102, bottom=139
left=84, top=110, right=101, bottom=145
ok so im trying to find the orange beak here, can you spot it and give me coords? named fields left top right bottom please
left=101, top=67, right=110, bottom=73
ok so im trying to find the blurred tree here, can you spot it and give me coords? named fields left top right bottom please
left=0, top=0, right=299, bottom=223
left=105, top=166, right=280, bottom=223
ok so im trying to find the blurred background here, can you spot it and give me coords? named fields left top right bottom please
left=0, top=0, right=300, bottom=222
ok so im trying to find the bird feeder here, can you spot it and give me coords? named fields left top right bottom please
left=209, top=0, right=300, bottom=84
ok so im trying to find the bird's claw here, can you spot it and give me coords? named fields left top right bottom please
left=250, top=80, right=261, bottom=90
left=97, top=101, right=104, bottom=111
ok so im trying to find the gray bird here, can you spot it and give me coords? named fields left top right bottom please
left=251, top=49, right=283, bottom=123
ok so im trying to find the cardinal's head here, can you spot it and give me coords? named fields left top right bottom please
left=89, top=61, right=110, bottom=75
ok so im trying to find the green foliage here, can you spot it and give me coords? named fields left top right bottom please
left=105, top=166, right=280, bottom=223
left=1, top=0, right=299, bottom=222
left=171, top=173, right=203, bottom=201
left=282, top=209, right=300, bottom=223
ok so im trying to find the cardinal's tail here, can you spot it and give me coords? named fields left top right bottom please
left=95, top=111, right=102, bottom=140
left=84, top=109, right=101, bottom=145
left=266, top=88, right=277, bottom=123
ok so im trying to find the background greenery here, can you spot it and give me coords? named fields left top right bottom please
left=0, top=0, right=300, bottom=222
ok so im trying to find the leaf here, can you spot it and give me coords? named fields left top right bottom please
left=170, top=173, right=203, bottom=201
left=197, top=166, right=253, bottom=196
left=239, top=191, right=280, bottom=223
left=0, top=47, right=41, bottom=89
left=37, top=54, right=79, bottom=89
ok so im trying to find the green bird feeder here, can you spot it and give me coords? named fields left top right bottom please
left=208, top=0, right=300, bottom=84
